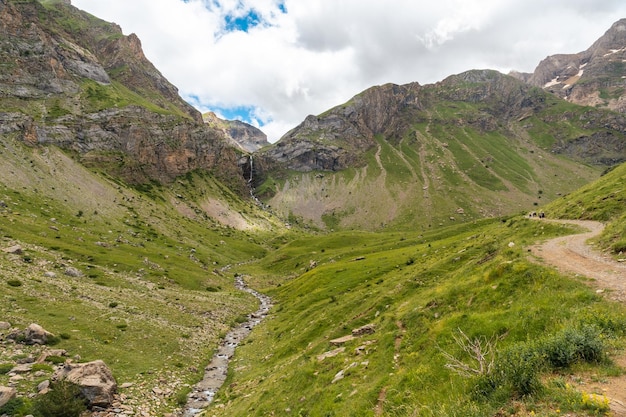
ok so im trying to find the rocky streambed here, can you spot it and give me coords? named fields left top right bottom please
left=180, top=275, right=271, bottom=416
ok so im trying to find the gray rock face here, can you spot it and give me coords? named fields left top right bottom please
left=260, top=82, right=422, bottom=172
left=520, top=18, right=626, bottom=113
left=0, top=0, right=246, bottom=189
left=52, top=360, right=117, bottom=408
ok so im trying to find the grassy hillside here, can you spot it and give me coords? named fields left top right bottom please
left=264, top=121, right=599, bottom=232
left=546, top=162, right=626, bottom=258
left=261, top=75, right=618, bottom=232
left=0, top=138, right=289, bottom=414
left=210, top=211, right=626, bottom=416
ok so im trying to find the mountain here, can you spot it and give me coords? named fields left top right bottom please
left=256, top=69, right=624, bottom=231
left=512, top=18, right=626, bottom=113
left=0, top=0, right=247, bottom=188
left=203, top=112, right=270, bottom=153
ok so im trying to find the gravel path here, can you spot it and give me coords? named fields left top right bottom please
left=529, top=219, right=626, bottom=299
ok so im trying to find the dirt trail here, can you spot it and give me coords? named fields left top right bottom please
left=529, top=219, right=626, bottom=415
left=529, top=219, right=626, bottom=299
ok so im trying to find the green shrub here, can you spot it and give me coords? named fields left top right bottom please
left=7, top=279, right=22, bottom=287
left=612, top=240, right=626, bottom=254
left=108, top=301, right=118, bottom=308
left=46, top=355, right=67, bottom=364
left=540, top=325, right=605, bottom=369
left=31, top=363, right=53, bottom=372
left=492, top=343, right=543, bottom=398
left=32, top=379, right=87, bottom=417
left=0, top=363, right=13, bottom=374
left=175, top=386, right=192, bottom=406
left=0, top=397, right=31, bottom=416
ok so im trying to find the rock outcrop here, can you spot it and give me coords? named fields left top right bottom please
left=7, top=323, right=55, bottom=345
left=52, top=360, right=117, bottom=408
left=0, top=0, right=246, bottom=188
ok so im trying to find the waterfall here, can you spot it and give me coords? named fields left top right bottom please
left=248, top=155, right=253, bottom=183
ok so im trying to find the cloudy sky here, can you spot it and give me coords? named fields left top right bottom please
left=72, top=0, right=626, bottom=142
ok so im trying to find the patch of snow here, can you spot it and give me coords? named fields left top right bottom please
left=544, top=77, right=561, bottom=88
left=580, top=62, right=588, bottom=69
left=576, top=69, right=584, bottom=77
left=603, top=47, right=626, bottom=57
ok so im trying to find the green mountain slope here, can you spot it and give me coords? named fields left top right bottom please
left=257, top=70, right=624, bottom=231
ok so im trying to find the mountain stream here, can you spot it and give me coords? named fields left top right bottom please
left=180, top=275, right=272, bottom=416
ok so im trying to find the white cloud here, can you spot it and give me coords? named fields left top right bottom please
left=72, top=0, right=626, bottom=142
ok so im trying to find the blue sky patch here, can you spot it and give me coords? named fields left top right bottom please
left=187, top=96, right=263, bottom=126
left=213, top=105, right=261, bottom=125
left=224, top=9, right=262, bottom=32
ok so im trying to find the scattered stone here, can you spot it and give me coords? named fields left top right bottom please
left=317, top=347, right=345, bottom=362
left=0, top=321, right=11, bottom=330
left=43, top=271, right=57, bottom=278
left=64, top=266, right=83, bottom=277
left=329, top=335, right=356, bottom=346
left=352, top=323, right=376, bottom=337
left=508, top=241, right=515, bottom=248
left=16, top=355, right=35, bottom=364
left=49, top=225, right=59, bottom=231
left=331, top=370, right=344, bottom=384
left=2, top=245, right=22, bottom=254
left=119, top=382, right=134, bottom=389
left=37, top=379, right=50, bottom=394
left=36, top=349, right=68, bottom=363
left=52, top=360, right=117, bottom=408
left=0, top=386, right=17, bottom=408
left=10, top=363, right=33, bottom=374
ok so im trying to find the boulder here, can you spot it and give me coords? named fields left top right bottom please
left=352, top=323, right=376, bottom=337
left=64, top=267, right=83, bottom=277
left=2, top=245, right=22, bottom=255
left=0, top=321, right=11, bottom=330
left=0, top=386, right=17, bottom=408
left=24, top=323, right=55, bottom=345
left=52, top=360, right=117, bottom=408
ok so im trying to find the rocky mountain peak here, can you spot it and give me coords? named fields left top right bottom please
left=518, top=18, right=626, bottom=113
left=202, top=112, right=269, bottom=153
left=588, top=18, right=626, bottom=58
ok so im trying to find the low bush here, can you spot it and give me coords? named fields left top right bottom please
left=7, top=279, right=22, bottom=287
left=540, top=325, right=605, bottom=369
left=0, top=363, right=14, bottom=374
left=472, top=325, right=607, bottom=402
left=32, top=379, right=87, bottom=417
left=0, top=397, right=31, bottom=416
